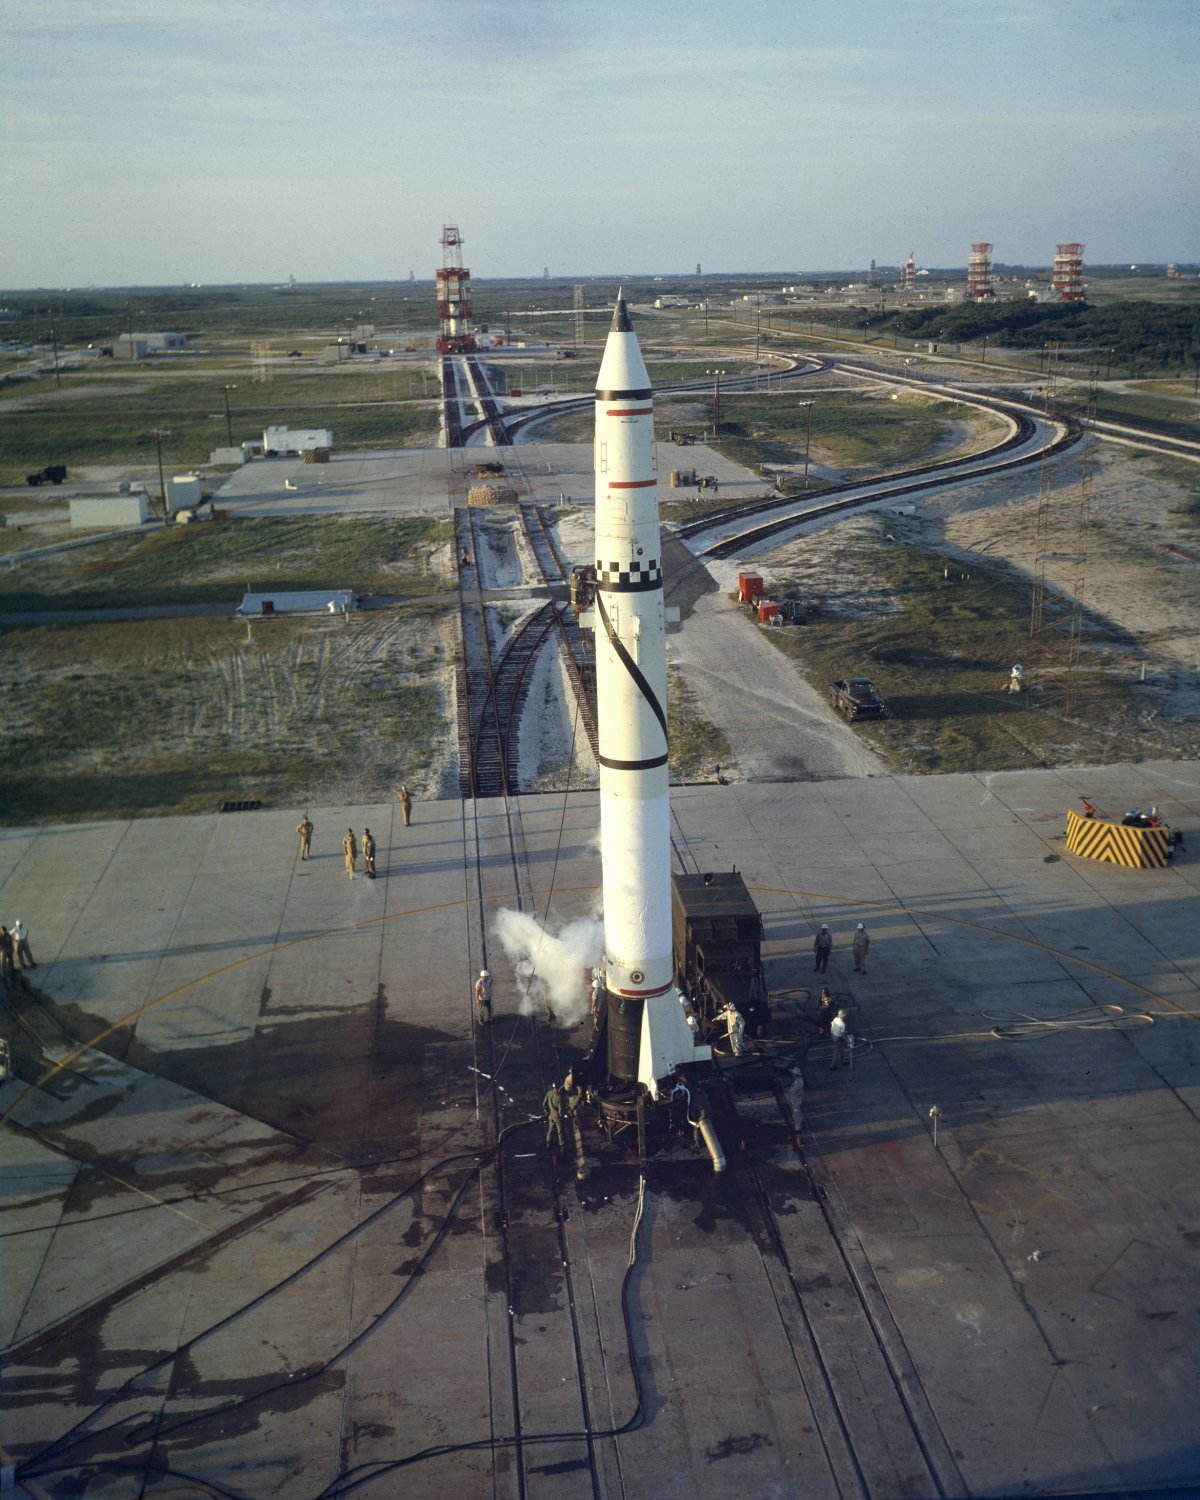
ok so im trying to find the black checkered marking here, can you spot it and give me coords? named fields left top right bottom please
left=596, top=559, right=662, bottom=592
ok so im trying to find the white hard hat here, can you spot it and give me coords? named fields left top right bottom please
left=820, top=923, right=828, bottom=931
left=856, top=922, right=865, bottom=930
left=838, top=1009, right=848, bottom=1018
left=480, top=969, right=489, bottom=978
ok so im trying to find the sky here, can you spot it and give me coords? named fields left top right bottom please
left=2, top=0, right=1198, bottom=289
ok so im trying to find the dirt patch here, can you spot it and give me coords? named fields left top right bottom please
left=742, top=441, right=1200, bottom=772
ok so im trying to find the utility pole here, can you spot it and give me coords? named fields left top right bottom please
left=222, top=384, right=237, bottom=446
left=151, top=428, right=171, bottom=519
left=706, top=369, right=725, bottom=440
left=799, top=402, right=814, bottom=488
left=47, top=305, right=62, bottom=390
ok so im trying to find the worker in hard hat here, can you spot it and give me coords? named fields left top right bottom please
left=543, top=1080, right=565, bottom=1147
left=474, top=968, right=492, bottom=1026
left=813, top=923, right=832, bottom=973
left=720, top=1001, right=746, bottom=1057
left=830, top=1010, right=849, bottom=1069
left=852, top=922, right=870, bottom=974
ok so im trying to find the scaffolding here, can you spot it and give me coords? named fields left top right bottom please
left=436, top=225, right=477, bottom=354
left=902, top=252, right=916, bottom=290
left=1051, top=242, right=1086, bottom=302
left=967, top=243, right=994, bottom=300
left=1065, top=371, right=1098, bottom=711
left=573, top=284, right=584, bottom=350
left=1028, top=343, right=1059, bottom=669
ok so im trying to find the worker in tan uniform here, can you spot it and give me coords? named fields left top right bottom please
left=342, top=828, right=358, bottom=879
left=296, top=815, right=313, bottom=861
left=852, top=922, right=870, bottom=974
left=400, top=786, right=414, bottom=827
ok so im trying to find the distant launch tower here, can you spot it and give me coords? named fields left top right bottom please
left=902, top=252, right=916, bottom=290
left=968, top=243, right=995, bottom=300
left=436, top=225, right=477, bottom=354
left=1051, top=243, right=1086, bottom=302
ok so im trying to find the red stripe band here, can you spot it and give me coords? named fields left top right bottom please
left=607, top=407, right=653, bottom=416
left=609, top=479, right=657, bottom=489
left=615, top=980, right=674, bottom=998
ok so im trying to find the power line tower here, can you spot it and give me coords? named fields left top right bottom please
left=1028, top=342, right=1060, bottom=678
left=1065, top=369, right=1098, bottom=711
left=573, top=284, right=584, bottom=350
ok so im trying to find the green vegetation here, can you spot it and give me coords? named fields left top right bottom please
left=760, top=517, right=1158, bottom=774
left=535, top=388, right=987, bottom=487
left=3, top=514, right=455, bottom=610
left=0, top=365, right=440, bottom=484
left=668, top=668, right=732, bottom=782
left=855, top=298, right=1200, bottom=376
left=0, top=606, right=450, bottom=823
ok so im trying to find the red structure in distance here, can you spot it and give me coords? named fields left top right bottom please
left=436, top=225, right=477, bottom=354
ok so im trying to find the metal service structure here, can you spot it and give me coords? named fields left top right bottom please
left=435, top=224, right=477, bottom=354
left=1052, top=241, right=1087, bottom=302
left=968, top=241, right=995, bottom=299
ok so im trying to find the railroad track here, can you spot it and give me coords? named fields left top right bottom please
left=455, top=482, right=598, bottom=798
left=701, top=414, right=1083, bottom=560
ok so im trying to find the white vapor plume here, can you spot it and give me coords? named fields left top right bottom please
left=492, top=908, right=604, bottom=1028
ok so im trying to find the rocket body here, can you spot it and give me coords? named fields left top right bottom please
left=593, top=296, right=706, bottom=1095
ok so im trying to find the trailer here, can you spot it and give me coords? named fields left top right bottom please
left=262, top=426, right=333, bottom=456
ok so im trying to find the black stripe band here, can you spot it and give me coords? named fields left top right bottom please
left=598, top=576, right=662, bottom=594
left=598, top=753, right=670, bottom=771
left=595, top=387, right=652, bottom=400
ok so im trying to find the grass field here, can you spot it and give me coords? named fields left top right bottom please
left=535, top=387, right=990, bottom=486
left=0, top=363, right=441, bottom=483
left=758, top=514, right=1165, bottom=774
left=3, top=514, right=455, bottom=609
left=1, top=605, right=452, bottom=823
left=668, top=668, right=732, bottom=782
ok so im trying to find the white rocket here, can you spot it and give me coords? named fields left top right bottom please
left=592, top=294, right=710, bottom=1097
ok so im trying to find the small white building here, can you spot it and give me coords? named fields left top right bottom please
left=262, top=426, right=333, bottom=455
left=237, top=588, right=355, bottom=617
left=166, top=474, right=203, bottom=512
left=69, top=493, right=151, bottom=529
left=113, top=331, right=188, bottom=360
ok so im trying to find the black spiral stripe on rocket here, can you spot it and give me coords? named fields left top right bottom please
left=594, top=591, right=669, bottom=771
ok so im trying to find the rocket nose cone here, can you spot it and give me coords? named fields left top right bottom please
left=611, top=292, right=632, bottom=333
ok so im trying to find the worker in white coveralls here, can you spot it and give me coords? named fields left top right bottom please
left=852, top=922, right=870, bottom=974
left=720, top=1002, right=746, bottom=1057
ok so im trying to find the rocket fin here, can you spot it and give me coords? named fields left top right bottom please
left=637, top=993, right=712, bottom=1099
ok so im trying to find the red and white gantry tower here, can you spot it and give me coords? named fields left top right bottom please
left=967, top=243, right=994, bottom=300
left=902, top=252, right=916, bottom=290
left=1051, top=243, right=1086, bottom=302
left=436, top=225, right=477, bottom=354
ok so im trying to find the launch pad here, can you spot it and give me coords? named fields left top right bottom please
left=2, top=762, right=1198, bottom=1497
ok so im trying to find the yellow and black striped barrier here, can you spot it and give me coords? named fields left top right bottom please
left=1066, top=808, right=1170, bottom=870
